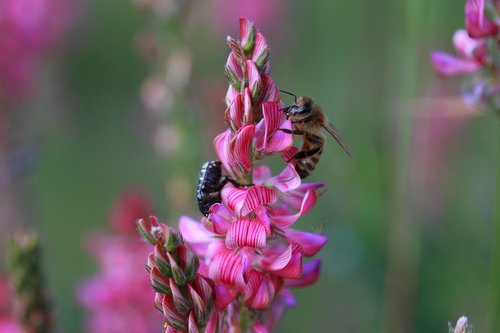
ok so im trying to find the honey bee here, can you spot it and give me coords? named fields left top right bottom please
left=196, top=160, right=250, bottom=216
left=279, top=91, right=351, bottom=179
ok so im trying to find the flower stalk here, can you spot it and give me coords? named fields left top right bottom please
left=9, top=233, right=52, bottom=333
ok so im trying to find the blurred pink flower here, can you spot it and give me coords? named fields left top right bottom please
left=465, top=0, right=498, bottom=37
left=78, top=190, right=163, bottom=333
left=0, top=276, right=23, bottom=333
left=0, top=0, right=76, bottom=100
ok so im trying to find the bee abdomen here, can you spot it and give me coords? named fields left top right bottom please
left=197, top=160, right=224, bottom=216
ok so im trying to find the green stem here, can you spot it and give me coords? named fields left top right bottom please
left=491, top=118, right=500, bottom=333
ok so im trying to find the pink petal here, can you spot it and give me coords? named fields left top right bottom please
left=253, top=165, right=271, bottom=184
left=208, top=203, right=232, bottom=235
left=465, top=0, right=498, bottom=38
left=214, top=285, right=238, bottom=309
left=453, top=29, right=484, bottom=59
left=267, top=164, right=301, bottom=192
left=225, top=52, right=244, bottom=91
left=259, top=75, right=280, bottom=104
left=209, top=249, right=246, bottom=288
left=261, top=244, right=292, bottom=271
left=285, top=259, right=321, bottom=287
left=271, top=243, right=303, bottom=279
left=226, top=93, right=243, bottom=130
left=246, top=274, right=275, bottom=309
left=266, top=119, right=293, bottom=153
left=243, top=87, right=253, bottom=124
left=241, top=186, right=279, bottom=216
left=214, top=130, right=232, bottom=173
left=271, top=188, right=322, bottom=229
left=178, top=216, right=214, bottom=254
left=242, top=270, right=265, bottom=301
left=222, top=183, right=247, bottom=213
left=251, top=33, right=270, bottom=71
left=247, top=60, right=262, bottom=103
left=226, top=85, right=239, bottom=107
left=226, top=218, right=267, bottom=249
left=284, top=229, right=328, bottom=257
left=205, top=310, right=219, bottom=333
left=240, top=18, right=256, bottom=53
left=231, top=124, right=254, bottom=173
left=282, top=147, right=298, bottom=166
left=282, top=182, right=324, bottom=210
left=430, top=51, right=482, bottom=77
left=253, top=324, right=269, bottom=333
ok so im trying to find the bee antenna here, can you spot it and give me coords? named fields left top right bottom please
left=279, top=89, right=297, bottom=104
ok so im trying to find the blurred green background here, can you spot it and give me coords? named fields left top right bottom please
left=7, top=0, right=499, bottom=332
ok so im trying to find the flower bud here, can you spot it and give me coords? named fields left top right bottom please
left=150, top=267, right=171, bottom=294
left=162, top=295, right=188, bottom=331
left=137, top=218, right=157, bottom=244
left=169, top=278, right=191, bottom=315
left=177, top=245, right=199, bottom=282
left=167, top=252, right=187, bottom=286
left=165, top=227, right=182, bottom=252
left=240, top=18, right=256, bottom=55
left=188, top=311, right=201, bottom=333
left=154, top=243, right=172, bottom=277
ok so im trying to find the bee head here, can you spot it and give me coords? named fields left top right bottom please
left=287, top=96, right=313, bottom=116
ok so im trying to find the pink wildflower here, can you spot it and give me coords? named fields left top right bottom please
left=0, top=0, right=76, bottom=100
left=176, top=18, right=328, bottom=331
left=78, top=190, right=163, bottom=333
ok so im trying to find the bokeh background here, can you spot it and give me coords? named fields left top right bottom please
left=1, top=0, right=498, bottom=332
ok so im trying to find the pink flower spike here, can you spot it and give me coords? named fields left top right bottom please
left=430, top=51, right=482, bottom=77
left=226, top=218, right=267, bottom=249
left=285, top=259, right=321, bottom=288
left=284, top=229, right=328, bottom=257
left=240, top=18, right=256, bottom=54
left=225, top=52, right=244, bottom=91
left=465, top=0, right=498, bottom=38
left=247, top=60, right=262, bottom=103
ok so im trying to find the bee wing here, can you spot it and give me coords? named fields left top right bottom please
left=322, top=121, right=352, bottom=158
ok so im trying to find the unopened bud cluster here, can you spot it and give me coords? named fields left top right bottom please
left=137, top=216, right=215, bottom=333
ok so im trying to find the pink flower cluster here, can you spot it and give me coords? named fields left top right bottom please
left=78, top=190, right=163, bottom=333
left=177, top=18, right=328, bottom=332
left=430, top=0, right=500, bottom=111
left=0, top=0, right=75, bottom=100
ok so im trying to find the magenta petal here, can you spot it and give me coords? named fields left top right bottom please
left=222, top=183, right=247, bottom=213
left=247, top=60, right=262, bottom=103
left=285, top=259, right=321, bottom=288
left=226, top=218, right=267, bottom=249
left=251, top=33, right=270, bottom=71
left=261, top=244, right=292, bottom=271
left=253, top=165, right=271, bottom=184
left=226, top=93, right=243, bottom=129
left=261, top=102, right=285, bottom=145
left=243, top=87, right=253, bottom=124
left=453, top=29, right=484, bottom=59
left=208, top=203, right=232, bottom=235
left=430, top=51, right=481, bottom=77
left=214, top=285, right=238, bottom=309
left=225, top=52, right=244, bottom=91
left=266, top=119, right=293, bottom=153
left=253, top=324, right=269, bottom=333
left=241, top=185, right=279, bottom=216
left=179, top=216, right=213, bottom=245
left=209, top=249, right=245, bottom=288
left=246, top=275, right=275, bottom=309
left=465, top=0, right=498, bottom=38
left=267, top=164, right=301, bottom=192
left=226, top=85, right=239, bottom=107
left=282, top=147, right=298, bottom=165
left=231, top=124, right=254, bottom=173
left=259, top=75, right=280, bottom=104
left=285, top=229, right=328, bottom=257
left=214, top=130, right=232, bottom=173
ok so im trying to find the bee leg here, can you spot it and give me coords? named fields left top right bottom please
left=278, top=128, right=305, bottom=135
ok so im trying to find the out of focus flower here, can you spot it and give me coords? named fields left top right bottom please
left=449, top=316, right=473, bottom=333
left=0, top=0, right=76, bottom=100
left=431, top=0, right=500, bottom=113
left=78, top=190, right=163, bottom=333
